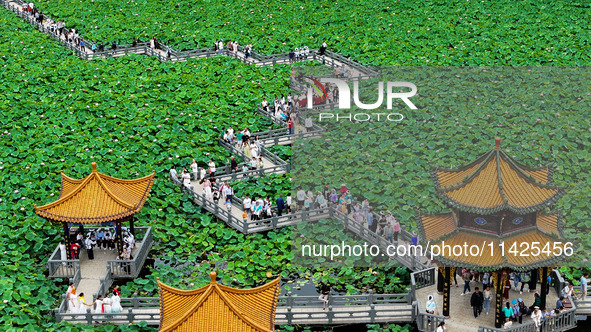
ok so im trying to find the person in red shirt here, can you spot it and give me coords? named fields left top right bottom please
left=288, top=119, right=294, bottom=135
left=70, top=242, right=81, bottom=259
left=339, top=184, right=348, bottom=195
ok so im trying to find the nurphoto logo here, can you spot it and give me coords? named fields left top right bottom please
left=306, top=78, right=418, bottom=110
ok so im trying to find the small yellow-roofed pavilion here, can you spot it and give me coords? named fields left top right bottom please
left=416, top=137, right=568, bottom=327
left=416, top=137, right=566, bottom=271
left=157, top=272, right=281, bottom=332
left=35, top=162, right=155, bottom=258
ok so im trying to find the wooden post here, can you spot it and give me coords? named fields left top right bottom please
left=530, top=268, right=538, bottom=293
left=495, top=272, right=504, bottom=328
left=115, top=220, right=123, bottom=257
left=63, top=222, right=71, bottom=259
left=129, top=216, right=135, bottom=237
left=437, top=267, right=444, bottom=294
left=443, top=266, right=451, bottom=317
left=540, top=267, right=548, bottom=309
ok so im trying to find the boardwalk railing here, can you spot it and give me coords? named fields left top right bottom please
left=415, top=296, right=446, bottom=332
left=55, top=291, right=414, bottom=325
left=409, top=268, right=437, bottom=303
left=107, top=227, right=153, bottom=278
left=92, top=264, right=113, bottom=303
left=477, top=296, right=578, bottom=332
left=47, top=244, right=81, bottom=282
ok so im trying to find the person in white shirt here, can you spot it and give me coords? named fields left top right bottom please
left=208, top=159, right=216, bottom=177
left=250, top=157, right=258, bottom=170
left=218, top=40, right=224, bottom=55
left=296, top=187, right=306, bottom=210
left=190, top=159, right=198, bottom=180
left=243, top=195, right=252, bottom=218
left=199, top=167, right=206, bottom=183
left=224, top=185, right=234, bottom=203
left=169, top=166, right=178, bottom=182
left=286, top=194, right=292, bottom=214
left=531, top=306, right=542, bottom=332
left=436, top=322, right=446, bottom=332
left=503, top=317, right=512, bottom=330
left=181, top=169, right=191, bottom=190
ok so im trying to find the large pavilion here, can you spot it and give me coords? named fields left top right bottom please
left=157, top=272, right=281, bottom=332
left=416, top=137, right=567, bottom=328
left=35, top=162, right=155, bottom=258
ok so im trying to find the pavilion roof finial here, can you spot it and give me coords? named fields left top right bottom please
left=91, top=162, right=97, bottom=173
left=495, top=137, right=501, bottom=149
left=210, top=271, right=217, bottom=283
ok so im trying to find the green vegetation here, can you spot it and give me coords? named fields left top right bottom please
left=34, top=0, right=591, bottom=65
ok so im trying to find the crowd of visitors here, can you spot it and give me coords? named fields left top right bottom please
left=59, top=225, right=135, bottom=261
left=447, top=269, right=586, bottom=330
left=66, top=283, right=123, bottom=316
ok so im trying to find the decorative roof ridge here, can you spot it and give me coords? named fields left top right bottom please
left=35, top=171, right=98, bottom=211
left=160, top=284, right=216, bottom=332
left=156, top=277, right=210, bottom=296
left=496, top=151, right=509, bottom=205
left=434, top=150, right=497, bottom=192
left=94, top=173, right=136, bottom=209
left=498, top=150, right=565, bottom=190
left=158, top=274, right=277, bottom=332
left=537, top=210, right=565, bottom=239
left=60, top=171, right=84, bottom=184
left=212, top=282, right=275, bottom=332
left=98, top=170, right=156, bottom=185
left=430, top=149, right=492, bottom=173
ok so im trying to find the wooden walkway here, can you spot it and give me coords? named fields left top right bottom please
left=1, top=0, right=379, bottom=78
left=55, top=292, right=415, bottom=326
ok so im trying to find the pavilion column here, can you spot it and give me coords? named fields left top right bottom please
left=63, top=222, right=71, bottom=260
left=129, top=216, right=135, bottom=237
left=494, top=272, right=505, bottom=328
left=115, top=220, right=123, bottom=257
left=530, top=268, right=538, bottom=293
left=437, top=267, right=445, bottom=294
left=442, top=267, right=451, bottom=317
left=540, top=267, right=548, bottom=309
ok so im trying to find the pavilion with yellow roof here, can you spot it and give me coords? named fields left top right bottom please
left=416, top=137, right=566, bottom=327
left=35, top=162, right=155, bottom=258
left=157, top=272, right=280, bottom=332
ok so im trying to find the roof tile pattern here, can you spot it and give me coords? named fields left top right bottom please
left=419, top=213, right=456, bottom=241
left=432, top=140, right=565, bottom=214
left=158, top=272, right=280, bottom=332
left=35, top=163, right=154, bottom=223
left=536, top=212, right=561, bottom=236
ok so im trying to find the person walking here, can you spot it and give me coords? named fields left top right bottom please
left=483, top=285, right=492, bottom=315
left=470, top=287, right=483, bottom=318
left=531, top=306, right=542, bottom=332
left=581, top=273, right=588, bottom=300
left=110, top=290, right=122, bottom=313
left=436, top=322, right=447, bottom=332
left=191, top=159, right=198, bottom=180
left=318, top=284, right=330, bottom=310
left=511, top=299, right=521, bottom=323
left=384, top=222, right=394, bottom=243
left=276, top=194, right=285, bottom=216
left=59, top=241, right=67, bottom=262
left=85, top=236, right=96, bottom=260
left=517, top=298, right=527, bottom=323
left=169, top=166, right=178, bottom=183
left=461, top=269, right=472, bottom=295
left=425, top=294, right=436, bottom=325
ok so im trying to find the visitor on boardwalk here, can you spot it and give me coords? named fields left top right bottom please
left=562, top=282, right=574, bottom=297
left=520, top=272, right=531, bottom=294
left=230, top=156, right=238, bottom=171
left=511, top=299, right=521, bottom=322
left=502, top=302, right=512, bottom=322
left=70, top=241, right=81, bottom=259
left=286, top=193, right=292, bottom=214
left=96, top=229, right=104, bottom=249
left=181, top=168, right=191, bottom=191
left=503, top=277, right=511, bottom=300
left=104, top=229, right=113, bottom=250
left=59, top=241, right=67, bottom=262
left=169, top=166, right=178, bottom=182
left=483, top=285, right=491, bottom=315
left=384, top=222, right=394, bottom=243
left=77, top=292, right=89, bottom=314
left=67, top=284, right=77, bottom=312
left=85, top=235, right=96, bottom=260
left=529, top=293, right=541, bottom=313
left=581, top=273, right=588, bottom=300
left=276, top=194, right=285, bottom=216
left=503, top=317, right=513, bottom=330
left=518, top=298, right=527, bottom=323
left=103, top=293, right=112, bottom=314
left=191, top=159, right=198, bottom=179
left=208, top=159, right=216, bottom=177
left=318, top=284, right=330, bottom=310
left=436, top=322, right=447, bottom=332
left=461, top=269, right=471, bottom=295
left=425, top=294, right=436, bottom=323
left=470, top=287, right=483, bottom=318
left=319, top=40, right=327, bottom=55
left=531, top=306, right=542, bottom=332
left=243, top=195, right=252, bottom=219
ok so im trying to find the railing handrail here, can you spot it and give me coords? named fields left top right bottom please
left=106, top=227, right=153, bottom=278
